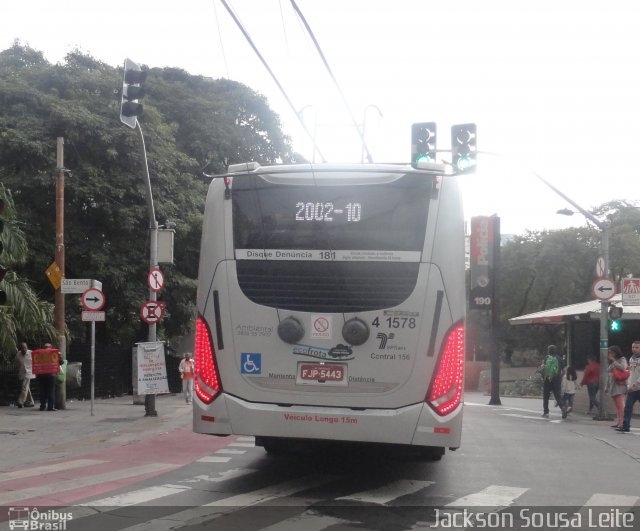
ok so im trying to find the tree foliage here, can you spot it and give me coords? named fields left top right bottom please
left=496, top=202, right=640, bottom=353
left=0, top=42, right=293, bottom=357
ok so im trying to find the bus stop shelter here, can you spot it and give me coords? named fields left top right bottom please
left=508, top=294, right=640, bottom=367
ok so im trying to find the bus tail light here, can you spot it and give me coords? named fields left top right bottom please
left=426, top=323, right=464, bottom=416
left=194, top=314, right=222, bottom=404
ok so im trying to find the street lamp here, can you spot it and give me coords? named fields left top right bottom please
left=547, top=182, right=612, bottom=422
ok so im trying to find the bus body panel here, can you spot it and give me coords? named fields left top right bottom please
left=194, top=164, right=465, bottom=451
left=195, top=394, right=463, bottom=448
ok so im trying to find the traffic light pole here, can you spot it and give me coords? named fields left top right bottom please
left=137, top=122, right=158, bottom=417
left=536, top=175, right=612, bottom=421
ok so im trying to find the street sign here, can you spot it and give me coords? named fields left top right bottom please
left=148, top=268, right=165, bottom=292
left=591, top=278, right=616, bottom=301
left=45, top=262, right=62, bottom=290
left=82, top=311, right=105, bottom=322
left=595, top=256, right=606, bottom=278
left=140, top=300, right=164, bottom=324
left=61, top=278, right=103, bottom=294
left=81, top=288, right=106, bottom=311
left=621, top=277, right=640, bottom=306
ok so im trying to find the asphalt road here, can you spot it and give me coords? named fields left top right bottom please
left=1, top=392, right=638, bottom=531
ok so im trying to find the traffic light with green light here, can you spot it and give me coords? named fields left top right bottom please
left=608, top=305, right=623, bottom=332
left=411, top=122, right=437, bottom=169
left=451, top=123, right=477, bottom=173
left=120, top=58, right=147, bottom=129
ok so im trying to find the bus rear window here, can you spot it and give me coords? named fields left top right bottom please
left=232, top=173, right=430, bottom=252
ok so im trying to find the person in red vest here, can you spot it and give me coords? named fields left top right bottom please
left=178, top=352, right=195, bottom=404
left=580, top=354, right=601, bottom=414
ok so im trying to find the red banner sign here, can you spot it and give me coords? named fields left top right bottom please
left=32, top=348, right=61, bottom=375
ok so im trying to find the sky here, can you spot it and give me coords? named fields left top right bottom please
left=2, top=0, right=639, bottom=235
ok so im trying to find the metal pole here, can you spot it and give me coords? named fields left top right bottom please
left=90, top=320, right=95, bottom=416
left=536, top=174, right=612, bottom=421
left=55, top=137, right=66, bottom=410
left=595, top=224, right=612, bottom=420
left=136, top=122, right=158, bottom=417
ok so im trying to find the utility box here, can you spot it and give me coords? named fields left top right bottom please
left=157, top=229, right=175, bottom=264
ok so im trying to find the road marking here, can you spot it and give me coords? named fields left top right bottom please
left=336, top=479, right=434, bottom=505
left=79, top=484, right=191, bottom=507
left=236, top=436, right=255, bottom=442
left=196, top=456, right=231, bottom=463
left=214, top=448, right=247, bottom=455
left=228, top=442, right=255, bottom=447
left=446, top=485, right=528, bottom=507
left=205, top=474, right=335, bottom=507
left=118, top=475, right=336, bottom=531
left=0, top=459, right=105, bottom=482
left=259, top=511, right=350, bottom=531
left=584, top=493, right=639, bottom=506
left=0, top=463, right=176, bottom=505
left=184, top=468, right=257, bottom=484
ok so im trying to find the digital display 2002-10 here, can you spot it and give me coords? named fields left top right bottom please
left=295, top=202, right=361, bottom=222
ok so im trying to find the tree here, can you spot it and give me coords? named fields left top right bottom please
left=0, top=43, right=293, bottom=364
left=0, top=183, right=56, bottom=357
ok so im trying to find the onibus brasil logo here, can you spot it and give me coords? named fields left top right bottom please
left=8, top=507, right=73, bottom=530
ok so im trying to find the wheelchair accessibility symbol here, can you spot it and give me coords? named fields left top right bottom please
left=240, top=353, right=262, bottom=375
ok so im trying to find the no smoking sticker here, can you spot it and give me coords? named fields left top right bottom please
left=311, top=315, right=332, bottom=339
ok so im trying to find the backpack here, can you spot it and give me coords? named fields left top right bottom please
left=543, top=355, right=559, bottom=380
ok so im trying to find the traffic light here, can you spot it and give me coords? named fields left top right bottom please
left=0, top=198, right=6, bottom=305
left=451, top=123, right=477, bottom=173
left=120, top=58, right=147, bottom=129
left=608, top=305, right=623, bottom=332
left=411, top=122, right=437, bottom=169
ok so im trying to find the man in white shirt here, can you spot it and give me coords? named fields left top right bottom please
left=15, top=342, right=35, bottom=407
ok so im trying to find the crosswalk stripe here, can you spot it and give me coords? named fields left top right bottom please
left=205, top=474, right=335, bottom=507
left=446, top=485, right=528, bottom=507
left=258, top=511, right=350, bottom=531
left=584, top=493, right=639, bottom=506
left=0, top=463, right=176, bottom=505
left=336, top=479, right=434, bottom=505
left=236, top=436, right=255, bottom=442
left=0, top=459, right=105, bottom=483
left=215, top=448, right=246, bottom=455
left=118, top=475, right=336, bottom=531
left=196, top=456, right=231, bottom=463
left=228, top=442, right=255, bottom=447
left=79, top=484, right=191, bottom=507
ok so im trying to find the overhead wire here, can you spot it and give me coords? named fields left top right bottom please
left=219, top=0, right=326, bottom=162
left=289, top=0, right=375, bottom=163
left=212, top=0, right=230, bottom=78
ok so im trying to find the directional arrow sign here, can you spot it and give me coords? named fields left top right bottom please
left=591, top=278, right=616, bottom=301
left=81, top=288, right=106, bottom=311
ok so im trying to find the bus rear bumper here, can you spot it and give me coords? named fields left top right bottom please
left=194, top=393, right=462, bottom=449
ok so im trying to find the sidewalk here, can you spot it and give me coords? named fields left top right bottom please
left=0, top=394, right=194, bottom=469
left=465, top=391, right=640, bottom=462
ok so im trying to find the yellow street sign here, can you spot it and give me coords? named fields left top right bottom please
left=45, top=261, right=62, bottom=290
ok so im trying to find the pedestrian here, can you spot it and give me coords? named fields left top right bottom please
left=540, top=345, right=567, bottom=419
left=580, top=354, right=601, bottom=414
left=618, top=340, right=640, bottom=433
left=178, top=352, right=195, bottom=404
left=15, top=342, right=35, bottom=408
left=34, top=343, right=61, bottom=412
left=561, top=365, right=578, bottom=414
left=604, top=345, right=628, bottom=430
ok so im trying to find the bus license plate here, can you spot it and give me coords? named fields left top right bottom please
left=298, top=363, right=346, bottom=385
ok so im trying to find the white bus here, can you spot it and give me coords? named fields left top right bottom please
left=193, top=159, right=466, bottom=459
